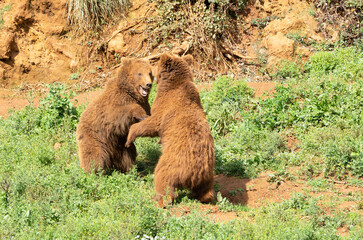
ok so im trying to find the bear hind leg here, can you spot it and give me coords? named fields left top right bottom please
left=154, top=172, right=176, bottom=208
left=196, top=188, right=215, bottom=203
left=79, top=144, right=110, bottom=173
left=192, top=183, right=215, bottom=204
left=113, top=143, right=137, bottom=173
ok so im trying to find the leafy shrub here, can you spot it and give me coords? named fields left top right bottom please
left=7, top=83, right=80, bottom=133
left=273, top=60, right=303, bottom=79
left=304, top=47, right=363, bottom=80
left=300, top=127, right=363, bottom=178
left=201, top=76, right=254, bottom=136
left=253, top=64, right=363, bottom=130
left=215, top=122, right=286, bottom=177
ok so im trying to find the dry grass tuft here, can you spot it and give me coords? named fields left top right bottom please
left=66, top=0, right=130, bottom=34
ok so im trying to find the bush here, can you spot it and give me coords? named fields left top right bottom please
left=273, top=60, right=303, bottom=80
left=304, top=47, right=363, bottom=80
left=201, top=76, right=254, bottom=136
left=300, top=127, right=363, bottom=178
left=215, top=122, right=286, bottom=177
left=7, top=83, right=80, bottom=134
left=252, top=48, right=363, bottom=131
left=146, top=0, right=248, bottom=71
left=66, top=0, right=130, bottom=33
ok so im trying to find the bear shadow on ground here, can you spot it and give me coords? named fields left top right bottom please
left=136, top=141, right=251, bottom=206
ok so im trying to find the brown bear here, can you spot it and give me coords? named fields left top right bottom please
left=125, top=53, right=215, bottom=207
left=76, top=58, right=153, bottom=174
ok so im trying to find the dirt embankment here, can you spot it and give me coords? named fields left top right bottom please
left=0, top=0, right=338, bottom=117
left=0, top=0, right=80, bottom=87
left=0, top=0, right=337, bottom=89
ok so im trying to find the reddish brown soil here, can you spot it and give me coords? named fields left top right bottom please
left=0, top=81, right=276, bottom=117
left=247, top=82, right=275, bottom=98
left=0, top=89, right=34, bottom=116
left=0, top=88, right=104, bottom=117
left=168, top=172, right=362, bottom=227
left=215, top=172, right=306, bottom=208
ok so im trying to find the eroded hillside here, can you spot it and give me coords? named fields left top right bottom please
left=0, top=0, right=342, bottom=89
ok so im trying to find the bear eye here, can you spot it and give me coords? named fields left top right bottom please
left=138, top=73, right=142, bottom=77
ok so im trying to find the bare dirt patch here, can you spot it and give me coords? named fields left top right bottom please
left=247, top=81, right=276, bottom=98
left=167, top=172, right=362, bottom=224
left=0, top=81, right=277, bottom=118
left=0, top=87, right=103, bottom=118
left=215, top=173, right=306, bottom=208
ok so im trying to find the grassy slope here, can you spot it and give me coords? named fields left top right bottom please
left=0, top=47, right=362, bottom=239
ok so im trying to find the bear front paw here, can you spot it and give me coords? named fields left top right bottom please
left=134, top=114, right=149, bottom=122
left=125, top=132, right=135, bottom=148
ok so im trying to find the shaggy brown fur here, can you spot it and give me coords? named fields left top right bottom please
left=77, top=58, right=153, bottom=173
left=126, top=53, right=215, bottom=207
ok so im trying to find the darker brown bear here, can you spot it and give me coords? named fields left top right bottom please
left=126, top=53, right=215, bottom=206
left=77, top=58, right=153, bottom=173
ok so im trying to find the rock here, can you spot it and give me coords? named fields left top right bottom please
left=45, top=37, right=76, bottom=59
left=263, top=32, right=295, bottom=60
left=172, top=46, right=185, bottom=56
left=108, top=34, right=127, bottom=55
left=295, top=46, right=312, bottom=58
left=0, top=66, right=6, bottom=80
left=69, top=59, right=80, bottom=71
left=0, top=32, right=15, bottom=60
left=53, top=142, right=62, bottom=150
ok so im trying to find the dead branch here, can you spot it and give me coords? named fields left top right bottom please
left=104, top=7, right=153, bottom=45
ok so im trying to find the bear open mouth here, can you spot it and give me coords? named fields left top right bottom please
left=139, top=86, right=149, bottom=97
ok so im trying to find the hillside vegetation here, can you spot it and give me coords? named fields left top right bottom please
left=1, top=46, right=362, bottom=239
left=0, top=0, right=362, bottom=239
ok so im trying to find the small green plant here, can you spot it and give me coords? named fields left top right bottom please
left=114, top=53, right=121, bottom=64
left=0, top=4, right=11, bottom=29
left=273, top=60, right=303, bottom=79
left=201, top=76, right=254, bottom=136
left=229, top=189, right=237, bottom=196
left=7, top=83, right=80, bottom=133
left=286, top=32, right=308, bottom=45
left=70, top=72, right=80, bottom=80
left=250, top=16, right=281, bottom=29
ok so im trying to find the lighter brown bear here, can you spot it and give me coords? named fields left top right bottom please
left=76, top=58, right=153, bottom=174
left=126, top=53, right=215, bottom=207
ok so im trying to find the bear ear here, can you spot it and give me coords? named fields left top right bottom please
left=182, top=54, right=193, bottom=66
left=121, top=58, right=131, bottom=66
left=159, top=52, right=171, bottom=64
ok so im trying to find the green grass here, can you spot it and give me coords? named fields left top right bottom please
left=0, top=46, right=362, bottom=238
left=0, top=4, right=11, bottom=29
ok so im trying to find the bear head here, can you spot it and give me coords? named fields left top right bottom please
left=116, top=58, right=154, bottom=98
left=156, top=53, right=194, bottom=86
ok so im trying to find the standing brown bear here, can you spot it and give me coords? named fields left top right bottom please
left=77, top=58, right=153, bottom=174
left=126, top=53, right=215, bottom=206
